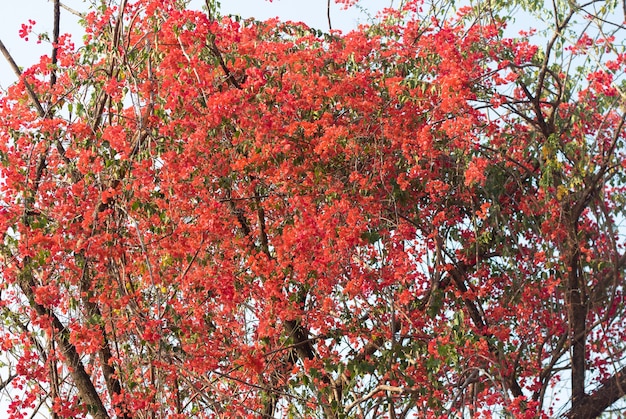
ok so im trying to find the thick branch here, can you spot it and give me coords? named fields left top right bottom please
left=19, top=271, right=110, bottom=419
left=50, top=0, right=60, bottom=87
left=567, top=243, right=587, bottom=410
left=565, top=365, right=626, bottom=419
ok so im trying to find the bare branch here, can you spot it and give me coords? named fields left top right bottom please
left=0, top=39, right=46, bottom=116
left=50, top=0, right=60, bottom=87
left=565, top=365, right=626, bottom=419
left=58, top=1, right=84, bottom=17
left=327, top=0, right=333, bottom=31
left=0, top=374, right=16, bottom=392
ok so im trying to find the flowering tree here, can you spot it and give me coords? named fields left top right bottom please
left=0, top=0, right=624, bottom=417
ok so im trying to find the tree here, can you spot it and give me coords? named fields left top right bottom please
left=0, top=0, right=624, bottom=417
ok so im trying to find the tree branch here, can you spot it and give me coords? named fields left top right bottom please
left=0, top=373, right=16, bottom=392
left=0, top=39, right=46, bottom=116
left=18, top=270, right=110, bottom=419
left=51, top=0, right=60, bottom=87
left=565, top=365, right=626, bottom=419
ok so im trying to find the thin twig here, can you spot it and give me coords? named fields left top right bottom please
left=327, top=0, right=333, bottom=31
left=0, top=373, right=16, bottom=391
left=345, top=385, right=418, bottom=413
left=58, top=1, right=84, bottom=17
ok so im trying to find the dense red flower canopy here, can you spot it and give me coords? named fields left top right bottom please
left=0, top=0, right=625, bottom=418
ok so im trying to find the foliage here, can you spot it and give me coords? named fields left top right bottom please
left=0, top=0, right=625, bottom=418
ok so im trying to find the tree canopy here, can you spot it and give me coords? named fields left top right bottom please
left=0, top=0, right=625, bottom=418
